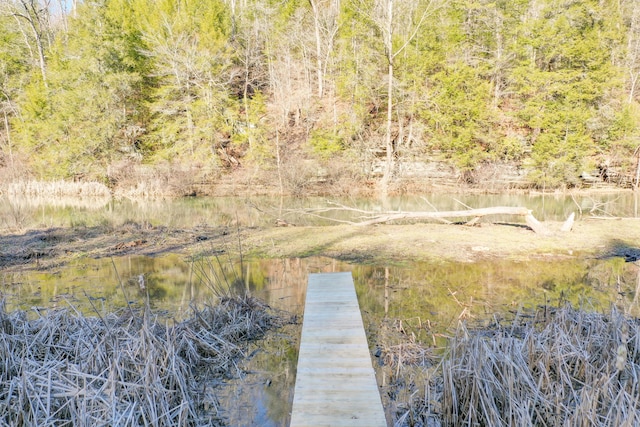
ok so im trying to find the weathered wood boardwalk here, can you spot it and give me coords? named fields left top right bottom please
left=290, top=272, right=387, bottom=427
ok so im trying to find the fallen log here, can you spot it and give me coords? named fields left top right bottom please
left=301, top=204, right=552, bottom=234
left=524, top=213, right=550, bottom=235
left=288, top=202, right=570, bottom=235
left=351, top=206, right=532, bottom=227
left=356, top=207, right=553, bottom=235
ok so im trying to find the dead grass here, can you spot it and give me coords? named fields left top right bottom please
left=108, top=161, right=209, bottom=199
left=385, top=306, right=640, bottom=426
left=0, top=297, right=287, bottom=426
left=7, top=181, right=111, bottom=198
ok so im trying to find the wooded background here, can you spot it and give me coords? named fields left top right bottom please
left=1, top=0, right=640, bottom=194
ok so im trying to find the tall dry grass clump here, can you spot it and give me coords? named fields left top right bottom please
left=0, top=297, right=285, bottom=426
left=7, top=180, right=111, bottom=198
left=390, top=306, right=640, bottom=426
left=108, top=161, right=206, bottom=199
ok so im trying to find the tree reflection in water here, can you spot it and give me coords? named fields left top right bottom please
left=3, top=254, right=640, bottom=425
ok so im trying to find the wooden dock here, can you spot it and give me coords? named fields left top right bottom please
left=290, top=272, right=387, bottom=427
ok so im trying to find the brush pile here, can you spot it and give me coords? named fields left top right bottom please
left=391, top=306, right=640, bottom=426
left=0, top=297, right=285, bottom=426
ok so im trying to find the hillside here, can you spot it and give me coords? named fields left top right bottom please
left=1, top=0, right=640, bottom=195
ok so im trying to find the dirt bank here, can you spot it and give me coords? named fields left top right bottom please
left=1, top=217, right=638, bottom=272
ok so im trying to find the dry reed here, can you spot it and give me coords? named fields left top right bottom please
left=8, top=181, right=111, bottom=198
left=0, top=296, right=285, bottom=426
left=389, top=306, right=640, bottom=426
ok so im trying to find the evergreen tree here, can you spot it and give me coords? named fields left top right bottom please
left=12, top=0, right=150, bottom=179
left=135, top=0, right=235, bottom=172
left=0, top=12, right=29, bottom=172
left=1, top=0, right=639, bottom=189
left=512, top=0, right=624, bottom=187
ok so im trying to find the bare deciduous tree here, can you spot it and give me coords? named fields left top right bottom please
left=308, top=0, right=340, bottom=98
left=1, top=0, right=52, bottom=86
left=625, top=1, right=640, bottom=104
left=355, top=0, right=444, bottom=195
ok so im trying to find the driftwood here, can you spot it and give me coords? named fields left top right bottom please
left=352, top=206, right=527, bottom=224
left=560, top=212, right=575, bottom=232
left=523, top=212, right=550, bottom=235
left=298, top=203, right=559, bottom=235
left=358, top=207, right=551, bottom=235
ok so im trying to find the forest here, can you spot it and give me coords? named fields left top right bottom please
left=1, top=0, right=640, bottom=195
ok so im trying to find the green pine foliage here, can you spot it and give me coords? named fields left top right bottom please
left=11, top=0, right=151, bottom=179
left=2, top=0, right=640, bottom=189
left=512, top=0, right=623, bottom=186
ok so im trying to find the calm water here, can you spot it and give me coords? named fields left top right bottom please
left=2, top=191, right=640, bottom=230
left=2, top=254, right=640, bottom=426
left=2, top=193, right=640, bottom=425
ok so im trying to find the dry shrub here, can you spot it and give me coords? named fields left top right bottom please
left=238, top=154, right=322, bottom=197
left=0, top=156, right=33, bottom=192
left=278, top=155, right=321, bottom=197
left=374, top=318, right=441, bottom=427
left=321, top=157, right=370, bottom=197
left=0, top=297, right=286, bottom=426
left=109, top=160, right=212, bottom=198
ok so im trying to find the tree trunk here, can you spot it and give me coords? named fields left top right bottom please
left=353, top=206, right=533, bottom=226
left=309, top=0, right=324, bottom=98
left=14, top=0, right=49, bottom=87
left=634, top=145, right=640, bottom=190
left=2, top=109, right=14, bottom=172
left=298, top=204, right=558, bottom=234
left=380, top=0, right=394, bottom=196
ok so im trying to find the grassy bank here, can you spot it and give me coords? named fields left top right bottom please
left=0, top=297, right=287, bottom=426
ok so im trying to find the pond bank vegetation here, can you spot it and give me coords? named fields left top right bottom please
left=5, top=181, right=111, bottom=198
left=4, top=1, right=640, bottom=195
left=0, top=296, right=289, bottom=426
left=382, top=305, right=640, bottom=426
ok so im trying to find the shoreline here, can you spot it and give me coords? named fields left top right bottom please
left=1, top=177, right=635, bottom=199
left=1, top=217, right=638, bottom=273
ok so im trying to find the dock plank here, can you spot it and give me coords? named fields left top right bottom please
left=290, top=272, right=386, bottom=427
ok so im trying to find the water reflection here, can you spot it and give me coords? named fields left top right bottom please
left=0, top=255, right=348, bottom=317
left=354, top=258, right=640, bottom=349
left=2, top=254, right=640, bottom=425
left=2, top=192, right=640, bottom=230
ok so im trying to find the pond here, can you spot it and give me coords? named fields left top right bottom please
left=2, top=252, right=640, bottom=426
left=2, top=191, right=640, bottom=230
left=2, top=192, right=640, bottom=424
